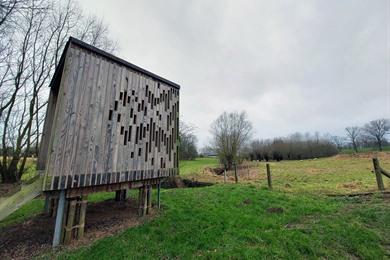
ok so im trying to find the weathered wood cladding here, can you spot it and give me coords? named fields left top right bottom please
left=41, top=42, right=179, bottom=191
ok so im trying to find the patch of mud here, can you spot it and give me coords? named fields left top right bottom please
left=242, top=199, right=252, bottom=205
left=0, top=198, right=155, bottom=259
left=161, top=177, right=214, bottom=189
left=333, top=152, right=390, bottom=160
left=0, top=183, right=21, bottom=198
left=266, top=207, right=284, bottom=214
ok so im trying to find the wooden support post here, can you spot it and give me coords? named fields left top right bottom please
left=77, top=197, right=87, bottom=239
left=234, top=163, right=238, bottom=183
left=373, top=158, right=385, bottom=191
left=63, top=199, right=77, bottom=244
left=48, top=197, right=58, bottom=217
left=52, top=190, right=65, bottom=247
left=142, top=185, right=148, bottom=216
left=44, top=193, right=50, bottom=214
left=147, top=185, right=152, bottom=214
left=224, top=168, right=227, bottom=183
left=266, top=163, right=272, bottom=189
left=157, top=181, right=161, bottom=209
left=139, top=186, right=148, bottom=216
left=115, top=190, right=127, bottom=201
left=138, top=187, right=143, bottom=216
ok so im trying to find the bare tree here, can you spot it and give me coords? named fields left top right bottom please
left=345, top=126, right=360, bottom=153
left=362, top=119, right=390, bottom=151
left=0, top=0, right=117, bottom=183
left=210, top=111, right=252, bottom=170
left=179, top=120, right=198, bottom=160
left=330, top=135, right=345, bottom=151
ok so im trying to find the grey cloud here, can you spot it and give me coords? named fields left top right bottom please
left=78, top=0, right=389, bottom=146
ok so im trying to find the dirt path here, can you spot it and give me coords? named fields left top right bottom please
left=0, top=198, right=156, bottom=259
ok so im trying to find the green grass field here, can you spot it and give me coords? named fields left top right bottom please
left=55, top=186, right=390, bottom=259
left=179, top=157, right=220, bottom=175
left=2, top=153, right=390, bottom=258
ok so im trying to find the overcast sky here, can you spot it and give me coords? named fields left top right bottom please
left=78, top=0, right=389, bottom=147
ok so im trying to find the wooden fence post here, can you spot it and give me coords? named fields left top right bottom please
left=373, top=158, right=385, bottom=191
left=234, top=163, right=238, bottom=183
left=266, top=163, right=272, bottom=189
left=223, top=168, right=227, bottom=183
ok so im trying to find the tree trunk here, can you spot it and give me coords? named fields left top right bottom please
left=352, top=142, right=358, bottom=153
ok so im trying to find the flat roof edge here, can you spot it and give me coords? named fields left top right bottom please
left=69, top=37, right=180, bottom=90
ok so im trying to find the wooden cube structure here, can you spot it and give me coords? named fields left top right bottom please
left=38, top=37, right=180, bottom=245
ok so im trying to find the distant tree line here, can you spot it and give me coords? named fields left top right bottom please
left=247, top=133, right=338, bottom=161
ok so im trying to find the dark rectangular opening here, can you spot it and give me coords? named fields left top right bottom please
left=135, top=127, right=139, bottom=144
left=120, top=126, right=124, bottom=134
left=117, top=114, right=121, bottom=122
left=119, top=92, right=123, bottom=100
left=123, top=91, right=127, bottom=106
left=145, top=142, right=148, bottom=161
left=138, top=148, right=141, bottom=156
left=114, top=101, right=118, bottom=111
left=108, top=110, right=113, bottom=120
left=124, top=131, right=128, bottom=145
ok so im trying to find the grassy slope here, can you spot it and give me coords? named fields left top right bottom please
left=179, top=157, right=220, bottom=175
left=2, top=154, right=390, bottom=258
left=184, top=154, right=390, bottom=195
left=57, top=185, right=389, bottom=259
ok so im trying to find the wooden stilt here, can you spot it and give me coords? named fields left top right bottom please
left=115, top=190, right=127, bottom=201
left=77, top=196, right=87, bottom=239
left=44, top=194, right=50, bottom=214
left=49, top=197, right=58, bottom=217
left=157, top=181, right=161, bottom=209
left=147, top=185, right=152, bottom=214
left=143, top=185, right=148, bottom=216
left=63, top=199, right=77, bottom=244
left=138, top=186, right=145, bottom=216
left=52, top=190, right=66, bottom=247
